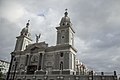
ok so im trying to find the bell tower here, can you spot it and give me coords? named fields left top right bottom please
left=54, top=9, right=77, bottom=72
left=56, top=9, right=75, bottom=46
left=14, top=20, right=32, bottom=51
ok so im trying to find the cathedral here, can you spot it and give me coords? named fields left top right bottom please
left=6, top=10, right=117, bottom=80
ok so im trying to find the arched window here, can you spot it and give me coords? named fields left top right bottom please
left=60, top=61, right=63, bottom=70
left=60, top=53, right=63, bottom=57
left=62, top=36, right=65, bottom=39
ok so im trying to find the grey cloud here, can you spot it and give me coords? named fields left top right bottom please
left=0, top=18, right=20, bottom=61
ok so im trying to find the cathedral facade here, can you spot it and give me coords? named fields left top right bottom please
left=7, top=10, right=117, bottom=80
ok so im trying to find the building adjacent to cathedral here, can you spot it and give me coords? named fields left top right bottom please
left=7, top=10, right=117, bottom=80
left=0, top=59, right=10, bottom=74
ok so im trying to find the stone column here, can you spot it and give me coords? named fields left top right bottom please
left=41, top=53, right=44, bottom=70
left=38, top=53, right=40, bottom=70
left=37, top=54, right=40, bottom=70
left=28, top=54, right=32, bottom=65
left=25, top=54, right=30, bottom=71
left=38, top=53, right=42, bottom=70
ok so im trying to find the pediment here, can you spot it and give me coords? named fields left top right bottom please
left=29, top=45, right=41, bottom=53
left=30, top=45, right=40, bottom=50
left=25, top=44, right=38, bottom=50
left=30, top=46, right=39, bottom=52
left=25, top=43, right=47, bottom=53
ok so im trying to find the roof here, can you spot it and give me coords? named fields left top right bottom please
left=0, top=59, right=10, bottom=64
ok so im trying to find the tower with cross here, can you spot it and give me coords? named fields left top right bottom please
left=14, top=20, right=32, bottom=51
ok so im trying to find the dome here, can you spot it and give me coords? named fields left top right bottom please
left=60, top=11, right=72, bottom=26
left=21, top=27, right=28, bottom=36
left=20, top=20, right=30, bottom=37
left=61, top=16, right=70, bottom=23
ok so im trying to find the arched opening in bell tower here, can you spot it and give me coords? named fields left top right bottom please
left=60, top=61, right=63, bottom=70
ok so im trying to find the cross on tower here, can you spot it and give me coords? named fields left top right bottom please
left=26, top=20, right=30, bottom=27
left=65, top=9, right=68, bottom=12
left=64, top=9, right=68, bottom=17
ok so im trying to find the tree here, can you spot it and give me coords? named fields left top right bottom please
left=0, top=65, right=4, bottom=80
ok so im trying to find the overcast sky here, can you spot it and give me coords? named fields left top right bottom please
left=0, top=0, right=120, bottom=75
